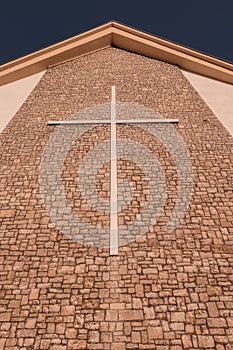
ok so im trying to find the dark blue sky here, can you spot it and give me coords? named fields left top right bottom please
left=0, top=1, right=233, bottom=65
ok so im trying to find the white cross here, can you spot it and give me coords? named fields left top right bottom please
left=48, top=87, right=179, bottom=255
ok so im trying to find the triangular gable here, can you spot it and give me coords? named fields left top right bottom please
left=0, top=21, right=233, bottom=86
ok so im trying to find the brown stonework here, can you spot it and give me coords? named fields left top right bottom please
left=0, top=47, right=233, bottom=349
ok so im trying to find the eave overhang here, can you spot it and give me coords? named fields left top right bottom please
left=1, top=21, right=233, bottom=86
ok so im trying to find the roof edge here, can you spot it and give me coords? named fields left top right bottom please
left=0, top=22, right=114, bottom=86
left=0, top=21, right=233, bottom=86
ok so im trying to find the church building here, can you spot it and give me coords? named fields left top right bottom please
left=0, top=21, right=233, bottom=349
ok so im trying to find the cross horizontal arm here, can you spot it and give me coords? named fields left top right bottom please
left=47, top=118, right=179, bottom=125
left=47, top=120, right=110, bottom=125
left=117, top=119, right=179, bottom=124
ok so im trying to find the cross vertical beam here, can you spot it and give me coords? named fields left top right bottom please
left=110, top=86, right=118, bottom=255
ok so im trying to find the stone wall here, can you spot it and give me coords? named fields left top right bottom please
left=0, top=47, right=232, bottom=349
